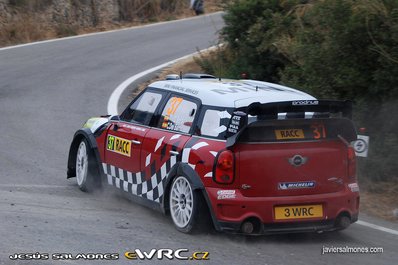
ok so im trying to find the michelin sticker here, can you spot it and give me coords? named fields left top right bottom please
left=217, top=190, right=236, bottom=200
left=278, top=181, right=316, bottom=190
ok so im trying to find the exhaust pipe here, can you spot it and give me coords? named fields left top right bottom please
left=241, top=221, right=254, bottom=234
left=336, top=215, right=351, bottom=229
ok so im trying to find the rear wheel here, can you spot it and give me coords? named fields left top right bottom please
left=169, top=176, right=209, bottom=233
left=75, top=138, right=98, bottom=192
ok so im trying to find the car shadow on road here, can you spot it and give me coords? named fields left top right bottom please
left=85, top=186, right=356, bottom=245
left=201, top=227, right=357, bottom=247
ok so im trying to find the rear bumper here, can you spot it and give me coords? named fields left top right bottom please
left=219, top=215, right=359, bottom=235
left=206, top=187, right=359, bottom=234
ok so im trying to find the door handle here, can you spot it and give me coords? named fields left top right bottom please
left=169, top=150, right=179, bottom=156
left=132, top=140, right=141, bottom=145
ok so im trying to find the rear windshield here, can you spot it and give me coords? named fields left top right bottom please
left=198, top=105, right=356, bottom=143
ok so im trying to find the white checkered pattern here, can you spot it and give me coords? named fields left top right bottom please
left=102, top=156, right=176, bottom=203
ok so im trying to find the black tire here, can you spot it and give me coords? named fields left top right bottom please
left=75, top=138, right=99, bottom=192
left=169, top=175, right=210, bottom=233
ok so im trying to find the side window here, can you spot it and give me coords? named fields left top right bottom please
left=199, top=108, right=232, bottom=139
left=121, top=91, right=162, bottom=124
left=158, top=96, right=198, bottom=133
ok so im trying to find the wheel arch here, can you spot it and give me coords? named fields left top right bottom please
left=161, top=162, right=222, bottom=231
left=67, top=128, right=103, bottom=179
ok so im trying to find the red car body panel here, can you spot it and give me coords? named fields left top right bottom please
left=103, top=122, right=148, bottom=174
left=204, top=140, right=358, bottom=231
left=140, top=128, right=190, bottom=179
left=235, top=140, right=348, bottom=197
left=206, top=187, right=359, bottom=226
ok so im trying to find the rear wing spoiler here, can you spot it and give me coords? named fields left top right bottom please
left=243, top=100, right=352, bottom=119
left=226, top=100, right=356, bottom=148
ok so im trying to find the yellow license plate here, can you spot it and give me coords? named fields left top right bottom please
left=274, top=204, right=323, bottom=220
left=274, top=129, right=305, bottom=140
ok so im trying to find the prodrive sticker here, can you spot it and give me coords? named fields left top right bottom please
left=107, top=135, right=131, bottom=157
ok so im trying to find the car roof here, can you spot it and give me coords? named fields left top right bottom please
left=149, top=78, right=316, bottom=108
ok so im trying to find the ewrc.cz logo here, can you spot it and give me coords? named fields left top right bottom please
left=124, top=249, right=209, bottom=261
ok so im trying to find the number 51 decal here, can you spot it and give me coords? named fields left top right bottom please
left=311, top=124, right=327, bottom=139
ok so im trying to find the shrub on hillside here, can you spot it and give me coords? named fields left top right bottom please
left=202, top=0, right=398, bottom=181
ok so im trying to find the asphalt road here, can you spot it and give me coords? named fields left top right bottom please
left=0, top=12, right=397, bottom=265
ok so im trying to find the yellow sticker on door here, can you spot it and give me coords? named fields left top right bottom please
left=107, top=135, right=131, bottom=157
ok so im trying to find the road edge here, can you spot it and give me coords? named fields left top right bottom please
left=0, top=11, right=223, bottom=52
left=107, top=45, right=220, bottom=115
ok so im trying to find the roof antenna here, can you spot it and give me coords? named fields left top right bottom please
left=256, top=86, right=258, bottom=92
left=179, top=71, right=183, bottom=80
left=217, top=44, right=222, bottom=82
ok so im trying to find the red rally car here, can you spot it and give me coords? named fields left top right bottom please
left=67, top=74, right=359, bottom=235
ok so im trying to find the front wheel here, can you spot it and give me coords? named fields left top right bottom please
left=75, top=138, right=98, bottom=192
left=169, top=176, right=209, bottom=233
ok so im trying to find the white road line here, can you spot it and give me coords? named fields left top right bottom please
left=356, top=220, right=398, bottom=236
left=106, top=45, right=220, bottom=115
left=0, top=12, right=223, bottom=52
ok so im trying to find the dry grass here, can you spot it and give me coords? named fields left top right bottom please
left=0, top=0, right=225, bottom=47
left=360, top=180, right=398, bottom=222
left=131, top=52, right=205, bottom=100
left=0, top=14, right=55, bottom=46
left=126, top=54, right=204, bottom=107
left=137, top=56, right=203, bottom=91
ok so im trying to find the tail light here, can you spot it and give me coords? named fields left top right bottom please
left=347, top=146, right=357, bottom=180
left=213, top=150, right=235, bottom=184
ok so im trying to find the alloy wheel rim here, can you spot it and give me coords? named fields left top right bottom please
left=76, top=141, right=88, bottom=186
left=170, top=176, right=193, bottom=228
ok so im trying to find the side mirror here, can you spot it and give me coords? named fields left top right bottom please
left=110, top=115, right=120, bottom=121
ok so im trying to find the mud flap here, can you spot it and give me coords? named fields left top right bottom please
left=161, top=162, right=222, bottom=231
left=67, top=128, right=104, bottom=181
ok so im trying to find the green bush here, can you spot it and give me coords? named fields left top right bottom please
left=202, top=0, right=398, bottom=182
